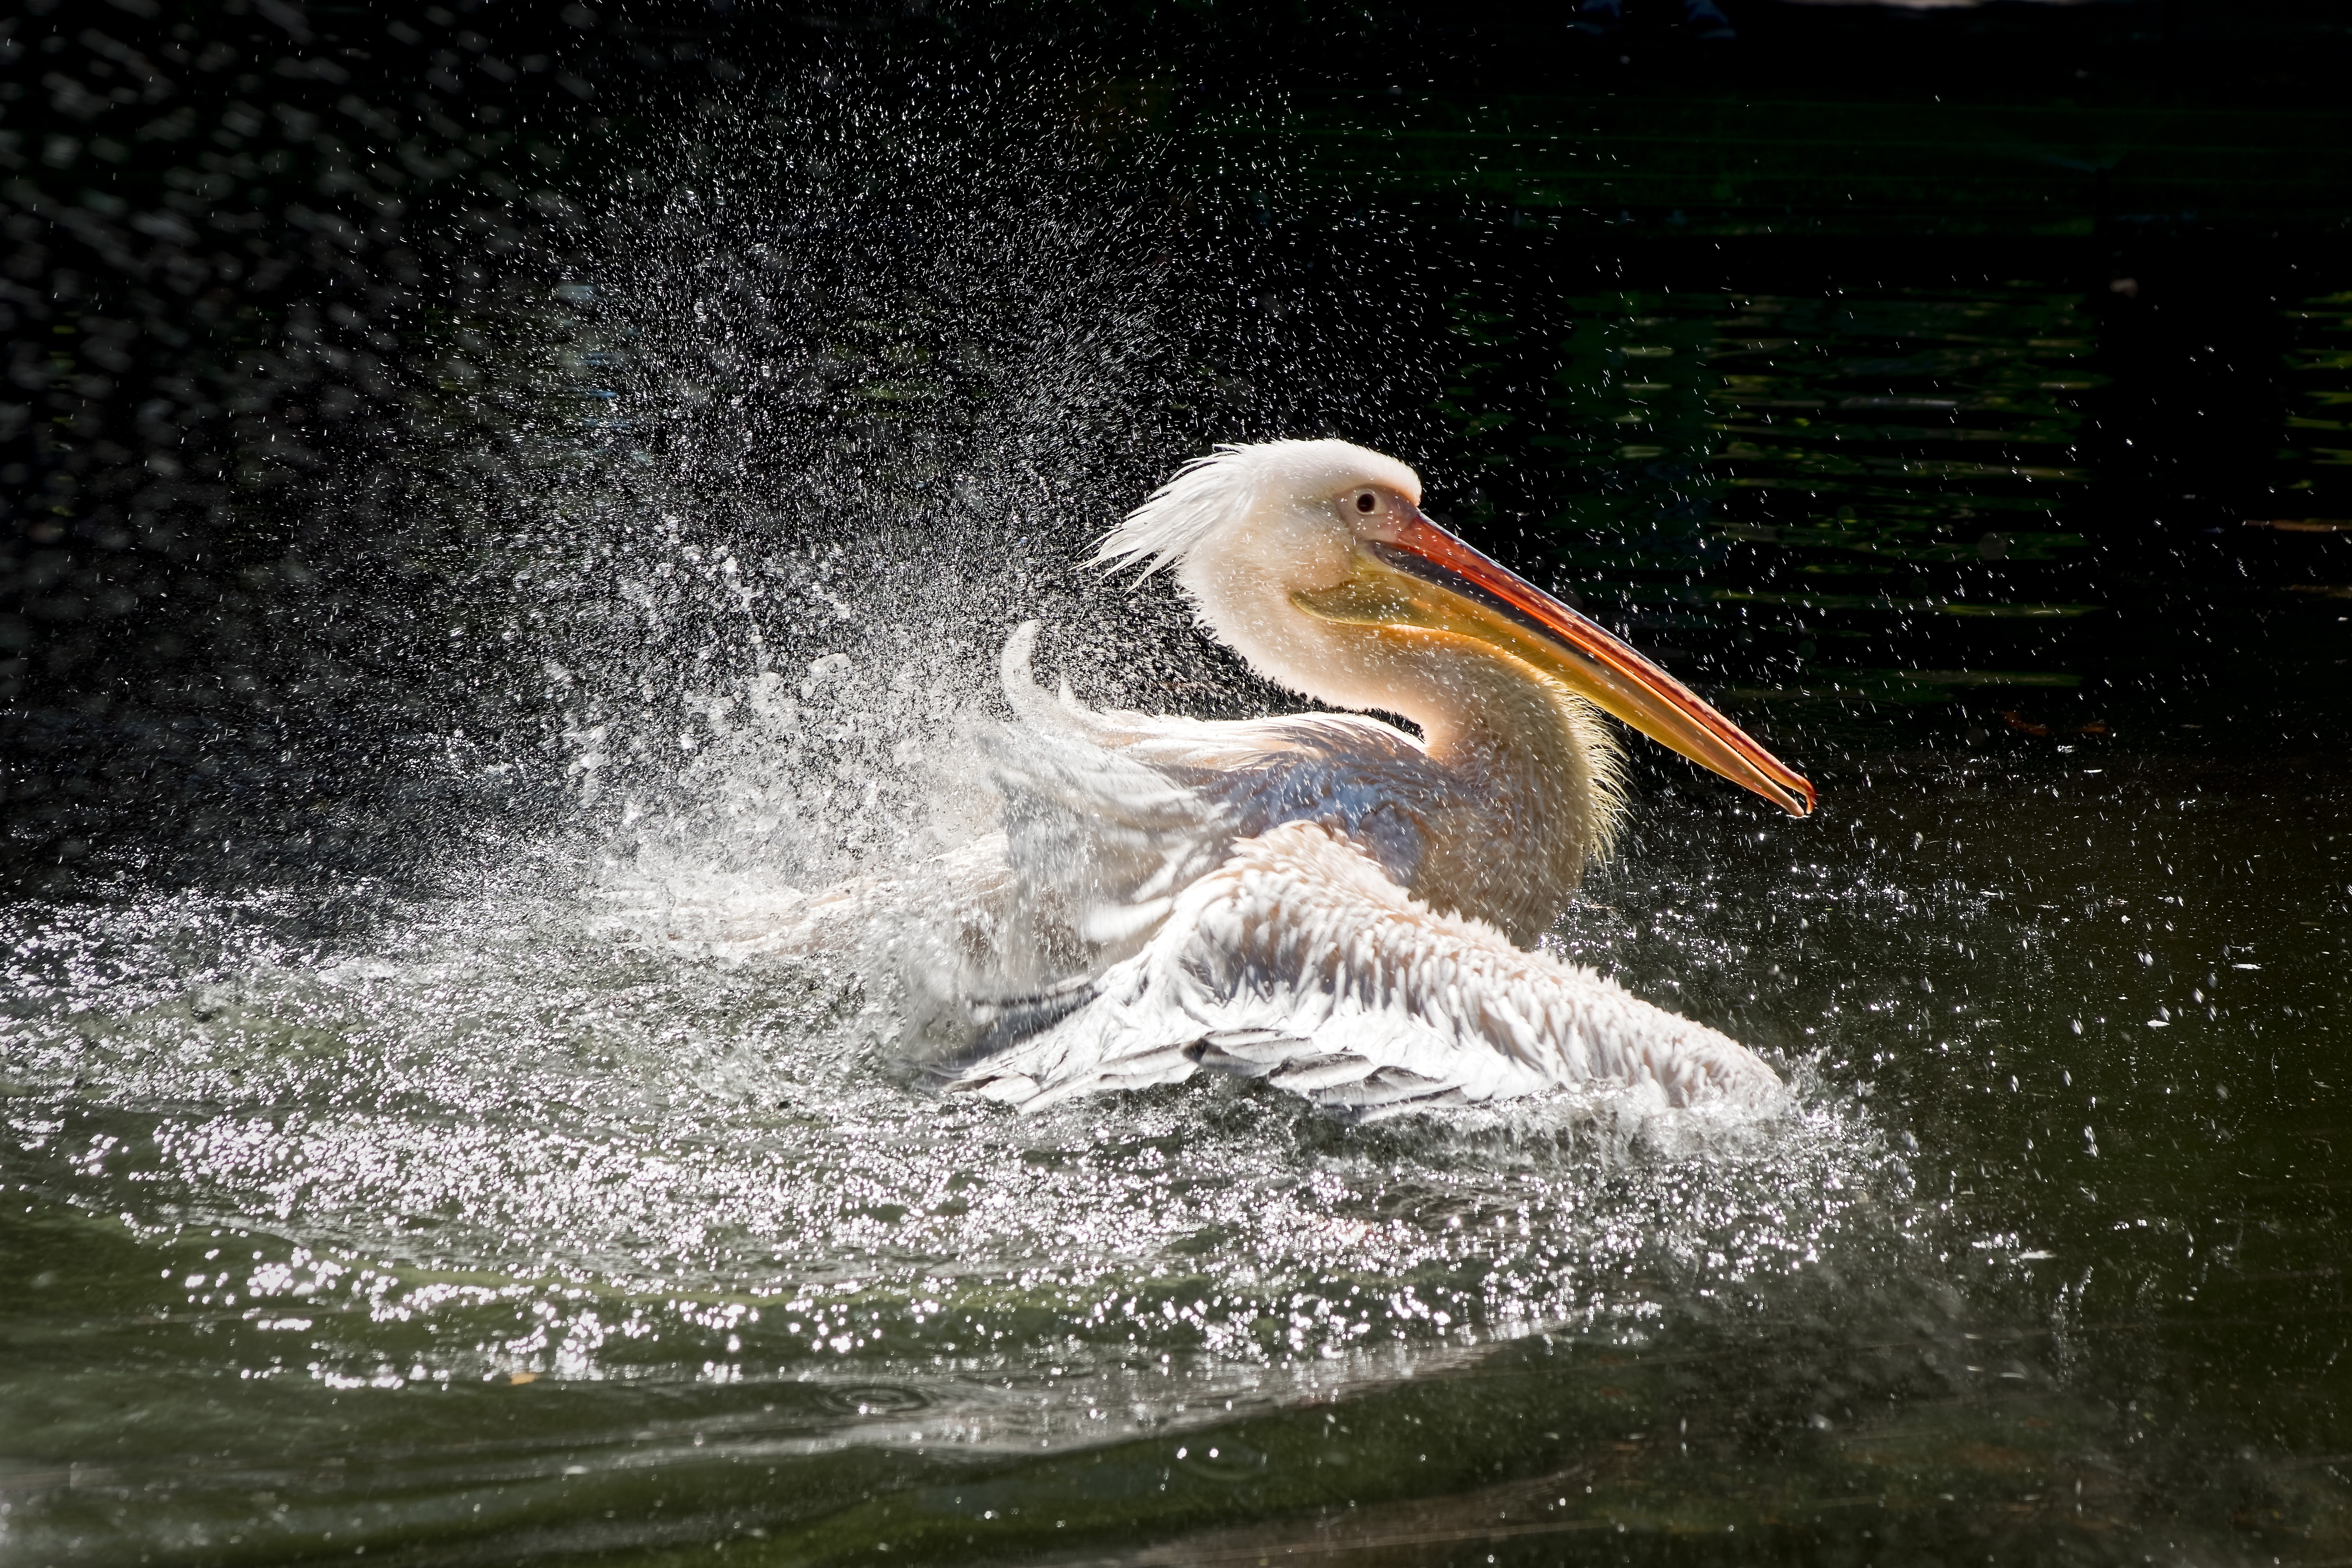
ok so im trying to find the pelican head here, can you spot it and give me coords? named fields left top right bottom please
left=1094, top=439, right=1815, bottom=823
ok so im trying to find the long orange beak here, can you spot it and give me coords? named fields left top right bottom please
left=1305, top=510, right=1816, bottom=817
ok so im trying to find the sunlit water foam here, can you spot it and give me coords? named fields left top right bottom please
left=2, top=838, right=1919, bottom=1461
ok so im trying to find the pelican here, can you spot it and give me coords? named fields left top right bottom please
left=781, top=440, right=1813, bottom=1120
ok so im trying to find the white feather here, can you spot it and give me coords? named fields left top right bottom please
left=1088, top=444, right=1265, bottom=580
left=940, top=821, right=1784, bottom=1121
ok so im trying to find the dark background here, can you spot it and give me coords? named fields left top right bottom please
left=4, top=0, right=2348, bottom=889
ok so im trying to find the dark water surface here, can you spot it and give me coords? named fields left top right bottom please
left=6, top=4, right=2352, bottom=1565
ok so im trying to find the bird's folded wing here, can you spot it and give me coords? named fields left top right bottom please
left=980, top=718, right=1242, bottom=958
left=940, top=820, right=1785, bottom=1121
left=986, top=622, right=1436, bottom=963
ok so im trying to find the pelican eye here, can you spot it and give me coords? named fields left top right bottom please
left=1354, top=492, right=1377, bottom=513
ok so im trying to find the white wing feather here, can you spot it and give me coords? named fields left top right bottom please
left=941, top=820, right=1785, bottom=1120
left=983, top=622, right=1440, bottom=966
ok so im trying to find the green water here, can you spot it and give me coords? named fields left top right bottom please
left=5, top=269, right=2351, bottom=1568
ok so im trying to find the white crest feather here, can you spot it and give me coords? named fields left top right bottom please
left=1088, top=443, right=1263, bottom=581
left=1090, top=439, right=1423, bottom=581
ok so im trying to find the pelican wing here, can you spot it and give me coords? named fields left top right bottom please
left=986, top=622, right=1442, bottom=966
left=940, top=820, right=1784, bottom=1121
